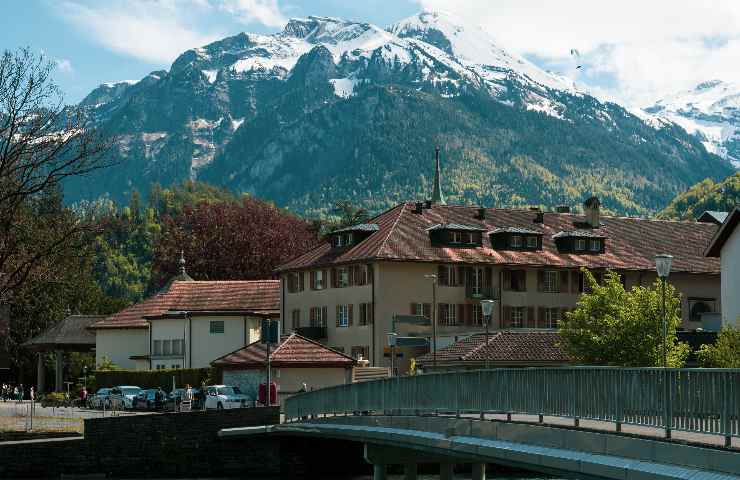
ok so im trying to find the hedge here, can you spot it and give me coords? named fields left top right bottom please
left=94, top=368, right=213, bottom=391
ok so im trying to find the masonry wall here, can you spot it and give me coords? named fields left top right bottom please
left=0, top=407, right=280, bottom=478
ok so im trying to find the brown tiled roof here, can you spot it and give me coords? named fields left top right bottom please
left=416, top=330, right=568, bottom=365
left=277, top=202, right=720, bottom=274
left=90, top=280, right=280, bottom=330
left=24, top=315, right=102, bottom=349
left=211, top=333, right=356, bottom=368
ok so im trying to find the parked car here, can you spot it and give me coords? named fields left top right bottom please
left=89, top=388, right=112, bottom=409
left=133, top=389, right=165, bottom=410
left=166, top=388, right=203, bottom=411
left=109, top=386, right=143, bottom=410
left=204, top=385, right=251, bottom=410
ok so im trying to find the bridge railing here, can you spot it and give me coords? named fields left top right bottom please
left=284, top=367, right=740, bottom=445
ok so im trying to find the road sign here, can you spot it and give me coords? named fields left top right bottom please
left=396, top=337, right=429, bottom=348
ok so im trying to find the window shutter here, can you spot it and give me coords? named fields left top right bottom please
left=537, top=270, right=545, bottom=292
left=526, top=307, right=535, bottom=328
left=538, top=307, right=546, bottom=328
left=299, top=272, right=305, bottom=291
left=464, top=267, right=472, bottom=287
left=439, top=303, right=447, bottom=325
left=484, top=267, right=493, bottom=288
left=336, top=305, right=341, bottom=327
left=458, top=304, right=465, bottom=326
left=367, top=264, right=373, bottom=284
left=321, top=306, right=327, bottom=326
left=348, top=304, right=354, bottom=326
left=423, top=303, right=431, bottom=320
left=560, top=270, right=569, bottom=293
left=323, top=270, right=330, bottom=289
left=310, top=272, right=315, bottom=290
left=459, top=266, right=468, bottom=286
left=410, top=303, right=417, bottom=315
left=348, top=266, right=355, bottom=286
left=503, top=306, right=512, bottom=328
left=571, top=271, right=580, bottom=293
left=438, top=265, right=448, bottom=286
left=465, top=304, right=473, bottom=325
left=502, top=269, right=511, bottom=291
left=331, top=268, right=338, bottom=288
left=369, top=303, right=374, bottom=324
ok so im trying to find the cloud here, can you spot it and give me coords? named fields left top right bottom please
left=414, top=0, right=740, bottom=106
left=55, top=0, right=287, bottom=65
left=217, top=0, right=286, bottom=28
left=55, top=58, right=74, bottom=74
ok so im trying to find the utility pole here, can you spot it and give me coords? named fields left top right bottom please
left=424, top=274, right=438, bottom=369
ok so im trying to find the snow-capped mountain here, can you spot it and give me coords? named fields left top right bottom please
left=65, top=12, right=733, bottom=216
left=646, top=80, right=740, bottom=168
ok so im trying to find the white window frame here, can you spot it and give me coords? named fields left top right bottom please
left=526, top=236, right=538, bottom=248
left=511, top=235, right=523, bottom=248
left=471, top=268, right=483, bottom=296
left=511, top=307, right=524, bottom=328
left=467, top=232, right=475, bottom=244
left=153, top=340, right=162, bottom=356
left=335, top=235, right=343, bottom=247
left=163, top=339, right=171, bottom=356
left=315, top=270, right=324, bottom=290
left=446, top=304, right=457, bottom=326
left=450, top=231, right=462, bottom=244
left=338, top=305, right=349, bottom=327
left=544, top=270, right=559, bottom=293
left=545, top=308, right=560, bottom=329
left=344, top=233, right=353, bottom=245
left=575, top=238, right=586, bottom=251
left=339, top=268, right=349, bottom=287
left=589, top=239, right=600, bottom=252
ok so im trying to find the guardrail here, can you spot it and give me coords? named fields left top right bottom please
left=285, top=367, right=740, bottom=447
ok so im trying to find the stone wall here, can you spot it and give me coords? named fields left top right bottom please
left=0, top=407, right=280, bottom=478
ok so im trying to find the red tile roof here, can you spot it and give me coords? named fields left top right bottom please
left=277, top=202, right=720, bottom=274
left=90, top=280, right=280, bottom=330
left=211, top=333, right=356, bottom=368
left=417, top=330, right=568, bottom=365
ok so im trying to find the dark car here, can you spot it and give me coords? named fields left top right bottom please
left=133, top=389, right=165, bottom=410
left=165, top=388, right=202, bottom=411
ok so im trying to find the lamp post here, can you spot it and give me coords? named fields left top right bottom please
left=655, top=254, right=673, bottom=368
left=424, top=274, right=438, bottom=369
left=387, top=333, right=398, bottom=377
left=480, top=300, right=495, bottom=370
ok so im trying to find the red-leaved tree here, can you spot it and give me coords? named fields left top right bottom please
left=150, top=197, right=318, bottom=288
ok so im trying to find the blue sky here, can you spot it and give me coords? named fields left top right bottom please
left=4, top=1, right=740, bottom=106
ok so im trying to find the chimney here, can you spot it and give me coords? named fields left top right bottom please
left=424, top=199, right=432, bottom=209
left=476, top=207, right=486, bottom=220
left=583, top=196, right=601, bottom=228
left=413, top=202, right=424, bottom=214
left=556, top=205, right=571, bottom=214
left=534, top=211, right=544, bottom=224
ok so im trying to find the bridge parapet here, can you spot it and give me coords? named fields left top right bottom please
left=285, top=367, right=740, bottom=447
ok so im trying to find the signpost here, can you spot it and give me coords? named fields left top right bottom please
left=261, top=319, right=279, bottom=406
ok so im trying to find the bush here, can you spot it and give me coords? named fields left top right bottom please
left=697, top=325, right=740, bottom=368
left=93, top=367, right=213, bottom=391
left=41, top=392, right=67, bottom=407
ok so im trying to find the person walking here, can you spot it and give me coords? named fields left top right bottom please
left=13, top=385, right=20, bottom=403
left=29, top=386, right=35, bottom=403
left=182, top=384, right=193, bottom=412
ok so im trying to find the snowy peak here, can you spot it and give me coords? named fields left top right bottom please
left=648, top=80, right=740, bottom=117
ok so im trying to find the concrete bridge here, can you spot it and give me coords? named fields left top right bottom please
left=221, top=367, right=740, bottom=480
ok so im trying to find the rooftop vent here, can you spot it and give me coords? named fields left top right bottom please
left=556, top=205, right=571, bottom=214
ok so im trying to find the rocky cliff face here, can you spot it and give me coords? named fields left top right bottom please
left=66, top=12, right=734, bottom=216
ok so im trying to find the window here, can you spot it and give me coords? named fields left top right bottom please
left=688, top=298, right=716, bottom=322
left=450, top=231, right=462, bottom=244
left=526, top=236, right=538, bottom=248
left=171, top=364, right=178, bottom=369
left=589, top=239, right=601, bottom=252
left=344, top=233, right=353, bottom=245
left=510, top=235, right=523, bottom=248
left=467, top=232, right=475, bottom=244
left=543, top=270, right=559, bottom=293
left=335, top=235, right=344, bottom=247
left=287, top=272, right=303, bottom=293
left=172, top=339, right=183, bottom=355
left=310, top=306, right=327, bottom=327
left=472, top=304, right=483, bottom=326
left=338, top=268, right=349, bottom=288
left=337, top=304, right=349, bottom=327
left=351, top=346, right=369, bottom=361
left=163, top=339, right=171, bottom=356
left=358, top=303, right=372, bottom=326
left=153, top=340, right=162, bottom=356
left=506, top=270, right=527, bottom=292
left=438, top=265, right=460, bottom=286
left=210, top=320, right=224, bottom=334
left=312, top=270, right=325, bottom=290
left=470, top=268, right=483, bottom=296
left=440, top=303, right=457, bottom=326
left=575, top=239, right=586, bottom=251
left=544, top=308, right=560, bottom=329
left=511, top=307, right=524, bottom=328
left=291, top=309, right=301, bottom=329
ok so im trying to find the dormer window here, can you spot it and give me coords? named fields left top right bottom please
left=589, top=239, right=600, bottom=252
left=575, top=239, right=586, bottom=251
left=511, top=235, right=523, bottom=248
left=526, top=236, right=538, bottom=248
left=490, top=227, right=542, bottom=251
left=427, top=224, right=485, bottom=247
left=330, top=224, right=379, bottom=249
left=552, top=230, right=605, bottom=254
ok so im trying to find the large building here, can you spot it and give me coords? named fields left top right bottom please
left=705, top=207, right=740, bottom=326
left=277, top=160, right=722, bottom=372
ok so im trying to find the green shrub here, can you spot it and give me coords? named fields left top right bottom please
left=41, top=392, right=67, bottom=407
left=93, top=367, right=213, bottom=391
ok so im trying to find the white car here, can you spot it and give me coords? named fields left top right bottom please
left=204, top=385, right=251, bottom=410
left=109, top=386, right=143, bottom=410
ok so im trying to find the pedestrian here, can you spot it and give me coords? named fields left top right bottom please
left=81, top=387, right=88, bottom=407
left=13, top=385, right=19, bottom=402
left=182, top=384, right=193, bottom=412
left=29, top=386, right=35, bottom=403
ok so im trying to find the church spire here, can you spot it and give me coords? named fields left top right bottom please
left=431, top=146, right=445, bottom=205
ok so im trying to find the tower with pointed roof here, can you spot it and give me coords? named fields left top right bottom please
left=431, top=146, right=445, bottom=205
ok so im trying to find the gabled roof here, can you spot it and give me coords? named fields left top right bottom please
left=277, top=202, right=721, bottom=274
left=211, top=333, right=356, bottom=368
left=697, top=211, right=728, bottom=225
left=333, top=223, right=380, bottom=233
left=416, top=330, right=568, bottom=365
left=705, top=207, right=740, bottom=257
left=23, top=315, right=102, bottom=350
left=90, top=280, right=280, bottom=330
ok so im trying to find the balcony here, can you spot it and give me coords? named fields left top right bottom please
left=465, top=284, right=500, bottom=300
left=295, top=326, right=327, bottom=340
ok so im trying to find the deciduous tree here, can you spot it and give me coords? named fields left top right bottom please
left=697, top=325, right=740, bottom=368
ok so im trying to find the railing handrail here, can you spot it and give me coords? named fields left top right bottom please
left=285, top=367, right=740, bottom=445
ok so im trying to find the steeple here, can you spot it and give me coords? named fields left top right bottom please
left=431, top=146, right=445, bottom=205
left=179, top=250, right=187, bottom=276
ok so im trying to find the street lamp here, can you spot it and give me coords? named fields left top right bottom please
left=424, top=274, right=438, bottom=369
left=480, top=300, right=495, bottom=370
left=387, top=333, right=398, bottom=377
left=655, top=254, right=673, bottom=368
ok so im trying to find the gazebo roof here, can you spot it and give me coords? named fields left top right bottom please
left=23, top=315, right=102, bottom=351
